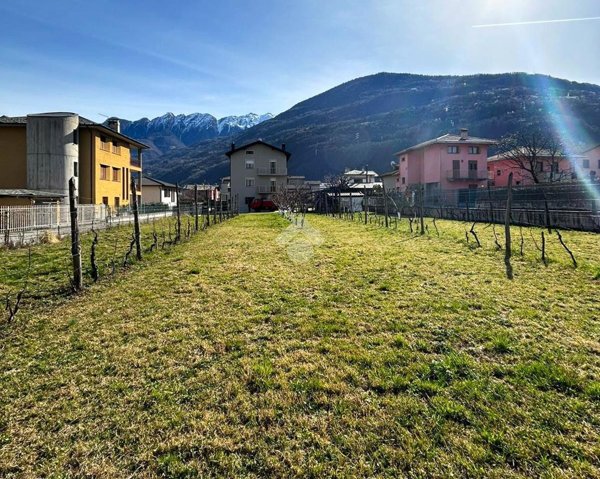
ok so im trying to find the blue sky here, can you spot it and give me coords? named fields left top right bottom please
left=1, top=0, right=599, bottom=122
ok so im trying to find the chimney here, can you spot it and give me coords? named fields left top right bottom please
left=460, top=128, right=468, bottom=140
left=107, top=117, right=120, bottom=133
left=230, top=142, right=235, bottom=152
left=281, top=143, right=286, bottom=152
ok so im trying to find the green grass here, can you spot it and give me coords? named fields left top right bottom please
left=0, top=213, right=599, bottom=477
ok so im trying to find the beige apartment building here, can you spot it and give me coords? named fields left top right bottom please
left=226, top=140, right=291, bottom=212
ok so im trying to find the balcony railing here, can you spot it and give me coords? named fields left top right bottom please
left=256, top=167, right=287, bottom=176
left=257, top=185, right=278, bottom=193
left=131, top=158, right=142, bottom=168
left=446, top=170, right=488, bottom=181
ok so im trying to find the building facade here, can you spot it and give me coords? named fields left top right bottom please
left=395, top=129, right=496, bottom=199
left=0, top=113, right=147, bottom=206
left=581, top=144, right=600, bottom=182
left=226, top=140, right=291, bottom=213
left=487, top=149, right=595, bottom=187
left=141, top=176, right=178, bottom=207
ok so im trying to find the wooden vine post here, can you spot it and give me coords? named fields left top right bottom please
left=504, top=172, right=513, bottom=279
left=194, top=184, right=199, bottom=232
left=68, top=177, right=83, bottom=291
left=175, top=183, right=182, bottom=242
left=383, top=185, right=389, bottom=228
left=130, top=176, right=142, bottom=261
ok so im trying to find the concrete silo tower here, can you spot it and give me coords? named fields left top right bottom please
left=26, top=112, right=79, bottom=202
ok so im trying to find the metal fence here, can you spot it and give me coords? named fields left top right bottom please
left=320, top=182, right=600, bottom=232
left=0, top=204, right=107, bottom=233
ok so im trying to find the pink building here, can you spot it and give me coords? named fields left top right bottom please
left=395, top=129, right=496, bottom=198
left=581, top=144, right=600, bottom=182
left=488, top=148, right=597, bottom=187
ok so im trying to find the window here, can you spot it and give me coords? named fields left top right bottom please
left=270, top=160, right=277, bottom=174
left=245, top=178, right=255, bottom=187
left=401, top=157, right=406, bottom=162
left=245, top=150, right=254, bottom=155
left=112, top=140, right=121, bottom=155
left=535, top=161, right=544, bottom=172
left=100, top=136, right=110, bottom=151
left=73, top=128, right=79, bottom=145
left=163, top=189, right=171, bottom=197
left=598, top=159, right=600, bottom=169
left=112, top=167, right=120, bottom=182
left=401, top=177, right=406, bottom=184
left=468, top=146, right=480, bottom=154
left=582, top=159, right=590, bottom=168
left=114, top=197, right=120, bottom=208
left=245, top=159, right=254, bottom=169
left=496, top=169, right=502, bottom=176
left=100, top=164, right=110, bottom=180
left=102, top=196, right=109, bottom=206
left=447, top=146, right=459, bottom=154
left=73, top=161, right=78, bottom=177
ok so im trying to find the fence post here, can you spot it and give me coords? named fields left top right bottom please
left=364, top=185, right=368, bottom=225
left=206, top=194, right=211, bottom=227
left=68, top=177, right=83, bottom=291
left=130, top=177, right=142, bottom=261
left=419, top=184, right=425, bottom=235
left=194, top=184, right=199, bottom=232
left=504, top=173, right=513, bottom=280
left=212, top=193, right=217, bottom=224
left=175, top=183, right=182, bottom=241
left=383, top=186, right=389, bottom=228
left=3, top=210, right=9, bottom=246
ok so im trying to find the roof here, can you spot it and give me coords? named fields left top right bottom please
left=379, top=170, right=399, bottom=177
left=141, top=175, right=176, bottom=188
left=487, top=149, right=586, bottom=162
left=581, top=143, right=600, bottom=154
left=0, top=114, right=148, bottom=149
left=350, top=182, right=383, bottom=190
left=0, top=189, right=66, bottom=198
left=344, top=169, right=379, bottom=176
left=394, top=132, right=497, bottom=156
left=225, top=140, right=291, bottom=159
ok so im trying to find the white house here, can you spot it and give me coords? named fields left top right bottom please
left=141, top=175, right=178, bottom=207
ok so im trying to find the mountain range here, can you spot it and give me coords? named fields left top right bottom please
left=125, top=73, right=600, bottom=184
left=115, top=112, right=273, bottom=161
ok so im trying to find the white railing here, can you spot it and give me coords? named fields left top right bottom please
left=256, top=167, right=287, bottom=176
left=0, top=204, right=108, bottom=232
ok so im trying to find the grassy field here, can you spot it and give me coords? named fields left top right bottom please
left=0, top=213, right=599, bottom=477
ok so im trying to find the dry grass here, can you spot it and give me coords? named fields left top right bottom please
left=0, top=213, right=599, bottom=478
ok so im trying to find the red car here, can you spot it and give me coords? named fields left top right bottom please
left=250, top=199, right=278, bottom=212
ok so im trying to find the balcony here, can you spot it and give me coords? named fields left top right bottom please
left=446, top=169, right=488, bottom=181
left=256, top=167, right=287, bottom=176
left=131, top=157, right=142, bottom=168
left=257, top=185, right=278, bottom=194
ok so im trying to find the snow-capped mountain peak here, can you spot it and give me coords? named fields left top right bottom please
left=217, top=112, right=273, bottom=134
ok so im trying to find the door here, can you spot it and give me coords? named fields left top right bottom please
left=468, top=160, right=478, bottom=179
left=452, top=160, right=460, bottom=179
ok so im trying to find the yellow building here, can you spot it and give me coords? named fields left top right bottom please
left=0, top=113, right=147, bottom=207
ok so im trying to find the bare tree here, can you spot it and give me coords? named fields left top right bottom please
left=497, top=130, right=567, bottom=185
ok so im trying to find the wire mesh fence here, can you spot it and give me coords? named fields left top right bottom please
left=358, top=183, right=600, bottom=232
